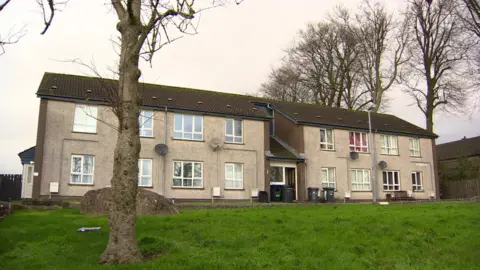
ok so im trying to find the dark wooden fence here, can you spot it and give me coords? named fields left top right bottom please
left=0, top=174, right=22, bottom=201
left=440, top=178, right=480, bottom=199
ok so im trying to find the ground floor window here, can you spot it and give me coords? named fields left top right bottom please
left=225, top=163, right=243, bottom=189
left=351, top=169, right=371, bottom=191
left=411, top=172, right=423, bottom=191
left=70, top=155, right=94, bottom=184
left=321, top=167, right=336, bottom=188
left=138, top=159, right=152, bottom=187
left=173, top=161, right=203, bottom=188
left=382, top=171, right=400, bottom=191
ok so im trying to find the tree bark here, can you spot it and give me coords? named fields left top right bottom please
left=99, top=15, right=143, bottom=264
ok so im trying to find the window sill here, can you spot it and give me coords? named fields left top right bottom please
left=172, top=138, right=205, bottom=142
left=225, top=142, right=244, bottom=145
left=140, top=136, right=155, bottom=139
left=380, top=153, right=400, bottom=156
left=72, top=131, right=97, bottom=135
left=350, top=151, right=370, bottom=154
left=413, top=190, right=424, bottom=193
left=410, top=155, right=422, bottom=158
left=224, top=188, right=244, bottom=191
left=351, top=190, right=372, bottom=192
left=171, top=187, right=204, bottom=190
left=139, top=186, right=153, bottom=189
left=319, top=148, right=335, bottom=152
left=68, top=183, right=94, bottom=186
left=270, top=183, right=285, bottom=185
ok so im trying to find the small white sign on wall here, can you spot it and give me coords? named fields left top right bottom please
left=415, top=163, right=428, bottom=167
left=33, top=172, right=39, bottom=176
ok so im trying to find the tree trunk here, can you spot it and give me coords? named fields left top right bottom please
left=99, top=20, right=143, bottom=264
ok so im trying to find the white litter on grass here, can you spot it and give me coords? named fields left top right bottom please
left=379, top=202, right=389, bottom=205
left=77, top=227, right=101, bottom=232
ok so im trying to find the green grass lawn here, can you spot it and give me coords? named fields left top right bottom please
left=0, top=203, right=479, bottom=270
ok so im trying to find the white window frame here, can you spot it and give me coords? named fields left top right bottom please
left=380, top=135, right=398, bottom=155
left=411, top=171, right=423, bottom=191
left=173, top=114, right=203, bottom=141
left=172, top=161, right=203, bottom=188
left=70, top=155, right=95, bottom=185
left=409, top=138, right=421, bottom=157
left=349, top=131, right=368, bottom=153
left=225, top=163, right=243, bottom=189
left=73, top=104, right=97, bottom=133
left=225, top=118, right=243, bottom=144
left=382, top=170, right=400, bottom=191
left=138, top=159, right=153, bottom=187
left=139, top=110, right=154, bottom=137
left=351, top=169, right=371, bottom=191
left=321, top=167, right=336, bottom=189
left=320, top=128, right=335, bottom=150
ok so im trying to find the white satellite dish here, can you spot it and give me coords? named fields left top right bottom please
left=209, top=138, right=224, bottom=151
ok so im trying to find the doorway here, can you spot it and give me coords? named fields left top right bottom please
left=269, top=162, right=298, bottom=201
left=285, top=167, right=296, bottom=200
left=22, top=164, right=34, bottom=199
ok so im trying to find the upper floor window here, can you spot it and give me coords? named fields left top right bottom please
left=411, top=172, right=423, bottom=191
left=173, top=114, right=203, bottom=141
left=138, top=159, right=152, bottom=187
left=321, top=167, right=336, bottom=189
left=139, top=111, right=153, bottom=137
left=173, top=161, right=203, bottom=188
left=225, top=163, right=243, bottom=189
left=380, top=135, right=398, bottom=155
left=349, top=132, right=368, bottom=152
left=225, top=119, right=243, bottom=143
left=409, top=138, right=421, bottom=157
left=73, top=104, right=97, bottom=133
left=320, top=128, right=334, bottom=150
left=70, top=154, right=94, bottom=185
left=351, top=169, right=371, bottom=191
left=382, top=171, right=400, bottom=191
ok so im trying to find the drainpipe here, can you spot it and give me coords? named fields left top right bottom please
left=368, top=108, right=378, bottom=203
left=163, top=106, right=168, bottom=197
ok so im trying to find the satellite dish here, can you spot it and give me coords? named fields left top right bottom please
left=378, top=161, right=388, bottom=170
left=154, top=144, right=169, bottom=156
left=209, top=138, right=224, bottom=151
left=349, top=151, right=359, bottom=160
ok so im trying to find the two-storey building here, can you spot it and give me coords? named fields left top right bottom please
left=30, top=73, right=438, bottom=201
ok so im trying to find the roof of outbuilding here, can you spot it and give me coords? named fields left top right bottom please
left=36, top=72, right=436, bottom=138
left=437, top=136, right=480, bottom=161
left=18, top=146, right=35, bottom=165
left=267, top=136, right=304, bottom=161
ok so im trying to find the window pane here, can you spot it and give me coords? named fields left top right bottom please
left=194, top=163, right=202, bottom=178
left=143, top=111, right=153, bottom=128
left=74, top=106, right=86, bottom=126
left=362, top=133, right=367, bottom=146
left=183, top=163, right=192, bottom=178
left=226, top=119, right=233, bottom=135
left=225, top=136, right=233, bottom=143
left=183, top=178, right=193, bottom=187
left=194, top=116, right=202, bottom=132
left=226, top=165, right=233, bottom=179
left=174, top=114, right=182, bottom=131
left=382, top=172, right=387, bottom=184
left=193, top=133, right=202, bottom=140
left=326, top=129, right=333, bottom=144
left=193, top=179, right=202, bottom=187
left=184, top=116, right=193, bottom=132
left=328, top=169, right=335, bottom=182
left=234, top=164, right=242, bottom=179
left=141, top=177, right=151, bottom=186
left=72, top=157, right=82, bottom=173
left=320, top=129, right=325, bottom=143
left=225, top=180, right=233, bottom=188
left=394, top=173, right=399, bottom=184
left=270, top=167, right=283, bottom=183
left=173, top=178, right=182, bottom=186
left=174, top=162, right=181, bottom=177
left=234, top=137, right=242, bottom=143
left=71, top=175, right=81, bottom=183
left=184, top=132, right=193, bottom=140
left=83, top=156, right=94, bottom=174
left=173, top=131, right=182, bottom=138
left=142, top=160, right=151, bottom=176
left=82, top=175, right=92, bottom=184
left=234, top=120, right=242, bottom=136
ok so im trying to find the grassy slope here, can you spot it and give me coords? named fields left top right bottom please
left=0, top=203, right=479, bottom=270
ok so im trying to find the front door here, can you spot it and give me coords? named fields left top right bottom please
left=22, top=164, right=34, bottom=199
left=285, top=167, right=296, bottom=200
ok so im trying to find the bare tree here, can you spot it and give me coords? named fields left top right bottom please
left=355, top=0, right=409, bottom=112
left=0, top=0, right=27, bottom=55
left=402, top=0, right=470, bottom=132
left=9, top=0, right=242, bottom=265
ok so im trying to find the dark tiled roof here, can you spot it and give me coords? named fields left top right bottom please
left=437, top=136, right=480, bottom=161
left=267, top=136, right=304, bottom=160
left=37, top=73, right=272, bottom=119
left=18, top=146, right=35, bottom=165
left=272, top=102, right=436, bottom=138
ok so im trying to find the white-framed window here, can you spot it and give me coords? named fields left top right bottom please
left=73, top=104, right=97, bottom=133
left=173, top=161, right=203, bottom=188
left=380, top=135, right=398, bottom=155
left=138, top=159, right=152, bottom=187
left=349, top=131, right=368, bottom=152
left=321, top=167, right=336, bottom=188
left=320, top=128, right=334, bottom=150
left=173, top=114, right=203, bottom=140
left=409, top=138, right=421, bottom=157
left=225, top=163, right=243, bottom=189
left=70, top=155, right=94, bottom=185
left=411, top=172, right=423, bottom=191
left=351, top=169, right=371, bottom=191
left=225, top=119, right=243, bottom=143
left=139, top=110, right=153, bottom=137
left=270, top=166, right=285, bottom=184
left=382, top=171, right=400, bottom=191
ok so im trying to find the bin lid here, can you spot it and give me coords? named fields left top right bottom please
left=308, top=187, right=320, bottom=190
left=322, top=187, right=335, bottom=191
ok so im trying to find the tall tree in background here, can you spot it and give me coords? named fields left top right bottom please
left=403, top=0, right=470, bottom=132
left=356, top=0, right=409, bottom=112
left=4, top=0, right=241, bottom=264
left=0, top=0, right=25, bottom=55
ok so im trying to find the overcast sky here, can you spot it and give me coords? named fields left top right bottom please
left=0, top=0, right=479, bottom=173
